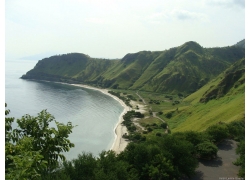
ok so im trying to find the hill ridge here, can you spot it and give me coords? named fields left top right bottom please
left=21, top=40, right=245, bottom=95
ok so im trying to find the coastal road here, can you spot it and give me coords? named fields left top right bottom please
left=133, top=118, right=146, bottom=131
left=152, top=112, right=165, bottom=123
left=136, top=91, right=146, bottom=104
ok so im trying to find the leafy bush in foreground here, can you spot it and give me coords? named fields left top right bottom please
left=5, top=104, right=75, bottom=179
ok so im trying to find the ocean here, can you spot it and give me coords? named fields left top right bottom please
left=5, top=59, right=124, bottom=160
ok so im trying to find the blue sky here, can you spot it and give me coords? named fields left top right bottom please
left=4, top=0, right=245, bottom=60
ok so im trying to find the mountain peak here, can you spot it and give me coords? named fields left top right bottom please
left=176, top=41, right=203, bottom=55
left=183, top=41, right=201, bottom=46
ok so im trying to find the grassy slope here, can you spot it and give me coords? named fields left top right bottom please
left=138, top=42, right=244, bottom=94
left=33, top=54, right=90, bottom=76
left=170, top=91, right=244, bottom=132
left=130, top=50, right=174, bottom=90
left=168, top=59, right=245, bottom=132
left=109, top=51, right=160, bottom=89
left=123, top=57, right=244, bottom=135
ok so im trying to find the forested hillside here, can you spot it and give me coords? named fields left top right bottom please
left=21, top=40, right=245, bottom=94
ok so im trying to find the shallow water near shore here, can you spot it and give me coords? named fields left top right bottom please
left=5, top=59, right=124, bottom=160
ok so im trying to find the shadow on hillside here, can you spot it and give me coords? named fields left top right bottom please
left=199, top=157, right=223, bottom=167
left=217, top=139, right=234, bottom=151
left=181, top=170, right=204, bottom=180
left=190, top=170, right=204, bottom=180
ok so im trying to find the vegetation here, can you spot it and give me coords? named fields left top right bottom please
left=234, top=39, right=245, bottom=48
left=5, top=104, right=75, bottom=179
left=200, top=58, right=244, bottom=103
left=233, top=140, right=245, bottom=177
left=164, top=58, right=245, bottom=132
left=21, top=41, right=244, bottom=94
left=196, top=141, right=218, bottom=159
left=122, top=110, right=144, bottom=135
left=108, top=90, right=134, bottom=107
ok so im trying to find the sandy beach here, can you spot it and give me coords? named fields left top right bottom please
left=70, top=83, right=130, bottom=154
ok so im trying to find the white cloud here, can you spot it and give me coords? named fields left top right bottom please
left=205, top=0, right=245, bottom=9
left=170, top=9, right=209, bottom=21
left=149, top=9, right=208, bottom=23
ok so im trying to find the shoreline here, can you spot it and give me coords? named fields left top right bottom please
left=69, top=83, right=130, bottom=154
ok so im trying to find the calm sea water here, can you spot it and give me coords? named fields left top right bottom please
left=5, top=59, right=124, bottom=160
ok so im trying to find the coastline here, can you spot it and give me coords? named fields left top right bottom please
left=69, top=83, right=130, bottom=154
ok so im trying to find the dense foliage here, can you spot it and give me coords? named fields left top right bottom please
left=122, top=110, right=144, bottom=134
left=49, top=135, right=200, bottom=180
left=5, top=104, right=75, bottom=179
left=108, top=91, right=132, bottom=107
left=233, top=140, right=245, bottom=177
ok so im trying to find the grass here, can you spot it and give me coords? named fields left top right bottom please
left=138, top=116, right=163, bottom=127
left=169, top=92, right=244, bottom=132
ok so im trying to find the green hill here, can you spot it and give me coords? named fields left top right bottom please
left=21, top=41, right=244, bottom=94
left=167, top=58, right=245, bottom=132
left=234, top=39, right=245, bottom=48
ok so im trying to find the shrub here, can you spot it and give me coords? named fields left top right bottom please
left=205, top=124, right=229, bottom=143
left=156, top=133, right=162, bottom=137
left=160, top=123, right=167, bottom=129
left=165, top=112, right=173, bottom=119
left=147, top=127, right=153, bottom=132
left=196, top=141, right=218, bottom=159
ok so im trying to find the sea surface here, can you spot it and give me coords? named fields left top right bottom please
left=5, top=59, right=124, bottom=160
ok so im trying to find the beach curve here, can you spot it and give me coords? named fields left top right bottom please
left=70, top=83, right=130, bottom=154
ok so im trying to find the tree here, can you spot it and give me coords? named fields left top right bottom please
left=205, top=123, right=229, bottom=143
left=5, top=104, right=75, bottom=178
left=172, top=131, right=211, bottom=147
left=226, top=120, right=245, bottom=140
left=5, top=136, right=47, bottom=180
left=160, top=135, right=198, bottom=178
left=119, top=143, right=175, bottom=180
left=233, top=140, right=245, bottom=177
left=196, top=141, right=218, bottom=159
left=62, top=152, right=97, bottom=180
left=94, top=151, right=130, bottom=180
left=148, top=153, right=174, bottom=180
left=160, top=123, right=167, bottom=129
left=165, top=112, right=172, bottom=119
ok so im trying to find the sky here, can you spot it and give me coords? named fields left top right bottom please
left=4, top=0, right=245, bottom=60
